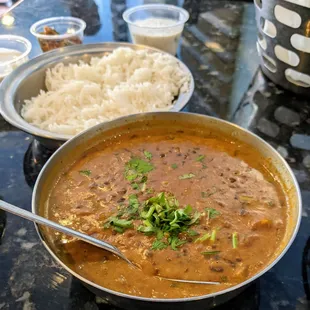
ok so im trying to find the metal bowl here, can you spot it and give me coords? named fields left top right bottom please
left=0, top=43, right=194, bottom=149
left=32, top=112, right=302, bottom=310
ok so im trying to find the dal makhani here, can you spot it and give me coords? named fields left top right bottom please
left=46, top=128, right=288, bottom=299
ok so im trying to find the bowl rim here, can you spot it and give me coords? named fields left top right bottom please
left=0, top=35, right=32, bottom=67
left=0, top=42, right=194, bottom=142
left=32, top=112, right=302, bottom=304
left=30, top=16, right=86, bottom=40
left=123, top=4, right=190, bottom=29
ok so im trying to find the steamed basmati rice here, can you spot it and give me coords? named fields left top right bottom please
left=21, top=47, right=190, bottom=135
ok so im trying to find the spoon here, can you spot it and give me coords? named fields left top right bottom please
left=0, top=0, right=24, bottom=18
left=0, top=200, right=220, bottom=285
left=0, top=200, right=134, bottom=266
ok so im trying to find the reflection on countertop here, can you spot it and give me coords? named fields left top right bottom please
left=0, top=1, right=309, bottom=310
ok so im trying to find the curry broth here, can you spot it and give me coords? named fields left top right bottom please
left=46, top=129, right=288, bottom=299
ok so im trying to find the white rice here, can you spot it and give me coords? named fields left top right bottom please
left=21, top=47, right=190, bottom=135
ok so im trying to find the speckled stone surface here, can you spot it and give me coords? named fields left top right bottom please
left=0, top=1, right=309, bottom=309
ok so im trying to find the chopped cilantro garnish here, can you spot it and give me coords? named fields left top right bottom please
left=128, top=158, right=154, bottom=174
left=144, top=150, right=152, bottom=160
left=113, top=226, right=124, bottom=233
left=146, top=188, right=154, bottom=194
left=210, top=229, right=217, bottom=241
left=196, top=155, right=205, bottom=162
left=125, top=157, right=154, bottom=181
left=109, top=217, right=133, bottom=228
left=168, top=236, right=187, bottom=251
left=127, top=194, right=139, bottom=216
left=179, top=173, right=195, bottom=180
left=126, top=173, right=139, bottom=181
left=152, top=240, right=168, bottom=250
left=104, top=216, right=133, bottom=233
left=124, top=157, right=152, bottom=192
left=205, top=208, right=221, bottom=221
left=171, top=163, right=178, bottom=169
left=129, top=194, right=139, bottom=205
left=195, top=233, right=211, bottom=243
left=140, top=183, right=146, bottom=192
left=138, top=225, right=156, bottom=235
left=140, top=175, right=148, bottom=183
left=188, top=211, right=201, bottom=225
left=103, top=195, right=139, bottom=232
left=131, top=183, right=139, bottom=190
left=79, top=170, right=91, bottom=176
left=201, top=250, right=220, bottom=255
left=232, top=232, right=238, bottom=249
left=137, top=192, right=200, bottom=250
left=187, top=229, right=199, bottom=236
left=156, top=230, right=164, bottom=240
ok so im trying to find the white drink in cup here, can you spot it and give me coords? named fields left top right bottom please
left=123, top=4, right=189, bottom=55
left=0, top=35, right=32, bottom=82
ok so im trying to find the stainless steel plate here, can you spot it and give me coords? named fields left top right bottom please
left=0, top=42, right=194, bottom=149
left=32, top=112, right=302, bottom=310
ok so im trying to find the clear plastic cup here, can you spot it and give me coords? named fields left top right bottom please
left=123, top=4, right=189, bottom=55
left=0, top=35, right=32, bottom=82
left=30, top=16, right=86, bottom=53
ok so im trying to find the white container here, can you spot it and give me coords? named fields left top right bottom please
left=0, top=35, right=32, bottom=82
left=123, top=4, right=189, bottom=55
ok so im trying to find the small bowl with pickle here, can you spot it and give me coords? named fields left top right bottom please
left=30, top=16, right=86, bottom=52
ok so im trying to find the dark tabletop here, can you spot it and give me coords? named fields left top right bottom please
left=0, top=1, right=309, bottom=309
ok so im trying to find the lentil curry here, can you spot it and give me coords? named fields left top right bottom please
left=46, top=127, right=288, bottom=299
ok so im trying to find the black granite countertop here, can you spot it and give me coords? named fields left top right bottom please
left=0, top=1, right=309, bottom=309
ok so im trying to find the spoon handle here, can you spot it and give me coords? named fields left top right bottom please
left=0, top=200, right=130, bottom=263
left=159, top=277, right=220, bottom=285
left=0, top=0, right=24, bottom=17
